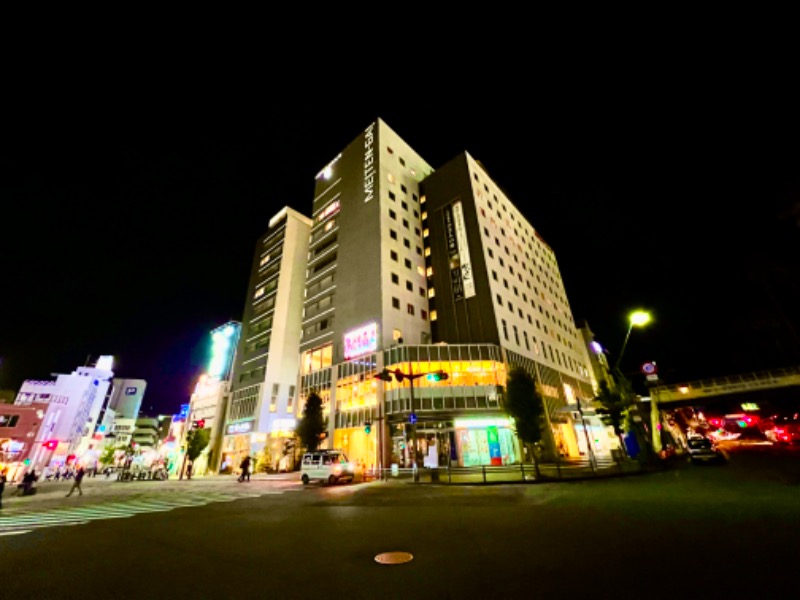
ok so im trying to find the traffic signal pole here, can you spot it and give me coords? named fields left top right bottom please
left=408, top=361, right=420, bottom=482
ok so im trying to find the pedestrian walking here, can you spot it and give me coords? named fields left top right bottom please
left=0, top=467, right=7, bottom=509
left=238, top=456, right=251, bottom=482
left=65, top=465, right=86, bottom=497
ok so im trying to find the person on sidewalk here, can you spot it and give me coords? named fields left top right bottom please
left=238, top=456, right=251, bottom=482
left=65, top=465, right=86, bottom=497
left=0, top=467, right=7, bottom=509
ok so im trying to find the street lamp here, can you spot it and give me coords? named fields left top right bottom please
left=374, top=365, right=449, bottom=482
left=613, top=310, right=651, bottom=373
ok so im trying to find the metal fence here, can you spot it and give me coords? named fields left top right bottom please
left=369, top=456, right=643, bottom=485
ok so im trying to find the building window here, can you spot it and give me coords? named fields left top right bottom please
left=270, top=383, right=279, bottom=412
left=407, top=304, right=415, bottom=315
left=513, top=325, right=519, bottom=345
left=392, top=297, right=400, bottom=309
left=287, top=385, right=295, bottom=411
left=391, top=250, right=398, bottom=261
left=523, top=331, right=530, bottom=350
left=428, top=288, right=436, bottom=298
left=419, top=287, right=425, bottom=297
left=502, top=320, right=509, bottom=341
left=406, top=281, right=413, bottom=291
left=492, top=271, right=498, bottom=281
left=404, top=258, right=412, bottom=269
left=389, top=191, right=396, bottom=201
left=496, top=294, right=503, bottom=305
left=402, top=201, right=408, bottom=211
left=403, top=219, right=409, bottom=229
left=430, top=310, right=437, bottom=321
left=392, top=273, right=399, bottom=284
left=421, top=309, right=427, bottom=320
left=390, top=229, right=398, bottom=240
left=389, top=210, right=397, bottom=220
left=404, top=239, right=410, bottom=248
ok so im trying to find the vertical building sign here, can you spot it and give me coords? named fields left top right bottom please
left=443, top=205, right=464, bottom=301
left=452, top=201, right=475, bottom=299
left=363, top=122, right=376, bottom=203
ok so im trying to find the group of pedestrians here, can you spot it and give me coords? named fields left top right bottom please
left=0, top=464, right=87, bottom=511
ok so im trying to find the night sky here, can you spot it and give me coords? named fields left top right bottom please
left=2, top=73, right=799, bottom=416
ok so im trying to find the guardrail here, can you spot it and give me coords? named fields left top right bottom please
left=369, top=456, right=642, bottom=485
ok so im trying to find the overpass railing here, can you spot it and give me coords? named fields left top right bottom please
left=652, top=365, right=800, bottom=403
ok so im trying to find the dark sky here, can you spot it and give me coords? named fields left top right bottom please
left=2, top=69, right=799, bottom=416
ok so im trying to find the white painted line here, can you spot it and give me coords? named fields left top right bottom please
left=0, top=530, right=33, bottom=536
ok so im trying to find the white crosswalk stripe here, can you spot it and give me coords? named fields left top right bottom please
left=0, top=491, right=264, bottom=536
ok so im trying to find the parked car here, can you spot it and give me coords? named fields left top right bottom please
left=300, top=449, right=355, bottom=485
left=686, top=437, right=725, bottom=465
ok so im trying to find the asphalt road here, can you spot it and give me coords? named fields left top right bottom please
left=1, top=444, right=798, bottom=600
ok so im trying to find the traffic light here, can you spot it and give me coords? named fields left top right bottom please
left=43, top=440, right=58, bottom=450
left=426, top=370, right=449, bottom=381
left=373, top=368, right=394, bottom=382
left=191, top=419, right=206, bottom=430
left=364, top=421, right=372, bottom=434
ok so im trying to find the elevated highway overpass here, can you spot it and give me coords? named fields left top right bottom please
left=650, top=365, right=800, bottom=406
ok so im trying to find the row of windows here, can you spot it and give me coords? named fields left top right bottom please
left=473, top=170, right=559, bottom=269
left=390, top=272, right=426, bottom=297
left=303, top=316, right=332, bottom=339
left=388, top=229, right=422, bottom=254
left=387, top=208, right=421, bottom=237
left=390, top=297, right=428, bottom=320
left=499, top=317, right=582, bottom=375
left=237, top=364, right=265, bottom=384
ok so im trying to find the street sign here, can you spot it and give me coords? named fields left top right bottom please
left=641, top=362, right=657, bottom=375
left=409, top=412, right=417, bottom=424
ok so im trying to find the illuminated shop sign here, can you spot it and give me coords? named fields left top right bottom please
left=125, top=387, right=137, bottom=395
left=227, top=420, right=253, bottom=435
left=344, top=322, right=378, bottom=360
left=454, top=417, right=512, bottom=429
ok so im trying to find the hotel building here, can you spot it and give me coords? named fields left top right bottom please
left=293, top=119, right=609, bottom=471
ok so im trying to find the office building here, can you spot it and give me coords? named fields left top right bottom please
left=223, top=207, right=312, bottom=471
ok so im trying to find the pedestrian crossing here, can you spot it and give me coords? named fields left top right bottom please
left=0, top=491, right=263, bottom=537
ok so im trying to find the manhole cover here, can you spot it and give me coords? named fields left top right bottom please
left=374, top=551, right=414, bottom=565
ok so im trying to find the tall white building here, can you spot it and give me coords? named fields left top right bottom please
left=223, top=207, right=312, bottom=471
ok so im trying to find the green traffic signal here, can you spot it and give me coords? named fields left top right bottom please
left=426, top=370, right=449, bottom=382
left=365, top=420, right=372, bottom=434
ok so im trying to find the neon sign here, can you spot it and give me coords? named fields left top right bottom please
left=344, top=322, right=378, bottom=359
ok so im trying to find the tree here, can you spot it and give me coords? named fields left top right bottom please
left=99, top=444, right=117, bottom=467
left=186, top=428, right=211, bottom=476
left=594, top=378, right=634, bottom=457
left=502, top=367, right=545, bottom=479
left=296, top=390, right=326, bottom=452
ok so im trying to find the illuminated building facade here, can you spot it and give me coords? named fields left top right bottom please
left=420, top=152, right=605, bottom=459
left=296, top=120, right=606, bottom=470
left=224, top=207, right=312, bottom=472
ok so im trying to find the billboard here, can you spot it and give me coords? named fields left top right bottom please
left=208, top=321, right=241, bottom=379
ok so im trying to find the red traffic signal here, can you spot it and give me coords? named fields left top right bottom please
left=43, top=439, right=58, bottom=450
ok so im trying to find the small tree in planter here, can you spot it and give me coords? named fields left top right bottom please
left=502, top=367, right=546, bottom=479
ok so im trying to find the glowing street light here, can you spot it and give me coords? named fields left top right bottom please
left=613, top=310, right=651, bottom=373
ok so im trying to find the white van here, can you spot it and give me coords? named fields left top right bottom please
left=300, top=449, right=355, bottom=485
